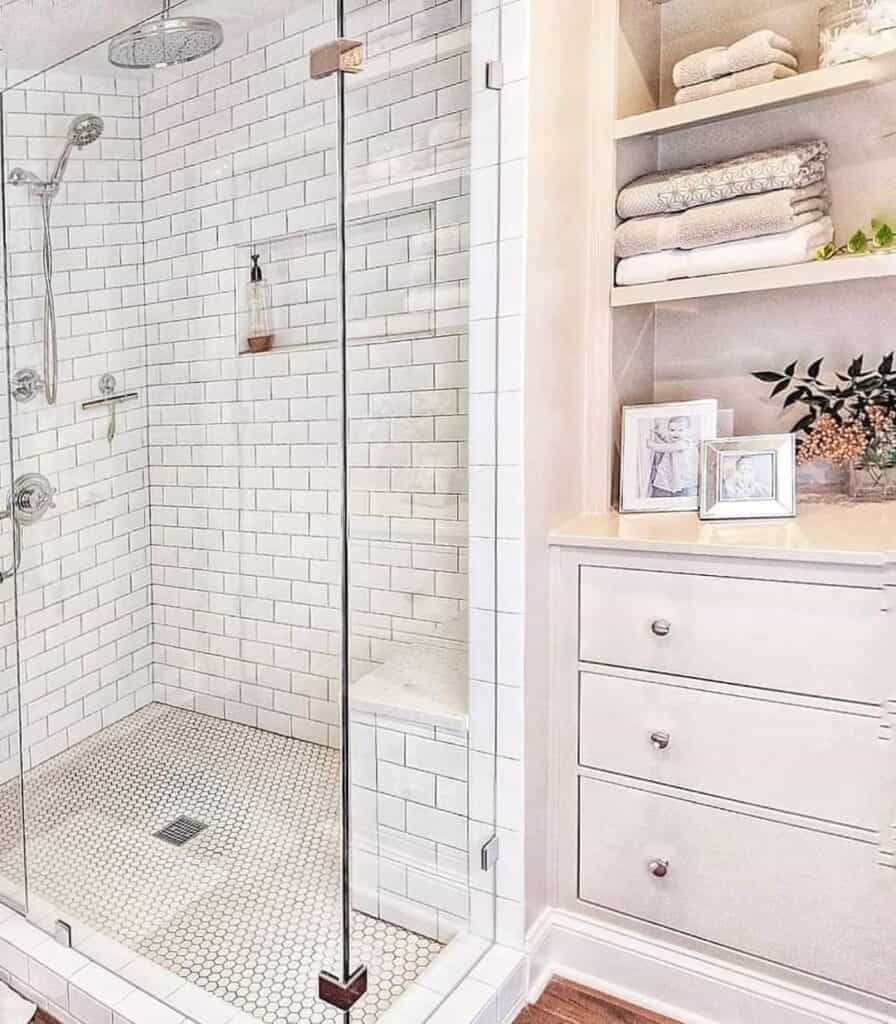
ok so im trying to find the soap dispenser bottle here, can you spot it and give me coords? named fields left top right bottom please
left=246, top=253, right=273, bottom=352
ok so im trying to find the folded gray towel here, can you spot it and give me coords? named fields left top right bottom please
left=674, top=62, right=798, bottom=105
left=673, top=30, right=798, bottom=88
left=615, top=183, right=830, bottom=258
left=616, top=140, right=829, bottom=219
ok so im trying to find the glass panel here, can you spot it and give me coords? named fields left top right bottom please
left=339, top=0, right=499, bottom=1016
left=0, top=91, right=27, bottom=914
left=3, top=1, right=350, bottom=1019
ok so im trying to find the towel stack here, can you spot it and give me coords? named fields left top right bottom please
left=615, top=140, right=834, bottom=286
left=673, top=29, right=800, bottom=105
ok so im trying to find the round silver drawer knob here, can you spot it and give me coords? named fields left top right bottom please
left=651, top=618, right=671, bottom=637
left=650, top=730, right=671, bottom=750
left=648, top=858, right=670, bottom=878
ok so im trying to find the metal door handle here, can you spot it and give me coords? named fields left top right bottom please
left=651, top=619, right=671, bottom=637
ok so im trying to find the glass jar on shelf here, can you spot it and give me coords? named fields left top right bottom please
left=819, top=0, right=896, bottom=66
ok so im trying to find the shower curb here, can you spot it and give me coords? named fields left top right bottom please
left=0, top=903, right=527, bottom=1024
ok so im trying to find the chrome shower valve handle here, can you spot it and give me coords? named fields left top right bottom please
left=0, top=473, right=56, bottom=582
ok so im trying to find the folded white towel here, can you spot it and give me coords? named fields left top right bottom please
left=616, top=217, right=833, bottom=287
left=674, top=62, right=798, bottom=105
left=0, top=980, right=36, bottom=1024
left=673, top=30, right=798, bottom=88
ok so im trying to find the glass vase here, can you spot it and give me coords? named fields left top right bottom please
left=848, top=455, right=896, bottom=501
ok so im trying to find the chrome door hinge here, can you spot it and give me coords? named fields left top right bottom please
left=319, top=965, right=368, bottom=1011
left=54, top=920, right=72, bottom=948
left=486, top=60, right=504, bottom=91
left=310, top=39, right=364, bottom=79
left=481, top=834, right=500, bottom=871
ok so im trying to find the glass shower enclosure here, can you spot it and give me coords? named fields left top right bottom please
left=0, top=0, right=502, bottom=1020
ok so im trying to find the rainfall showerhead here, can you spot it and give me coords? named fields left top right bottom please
left=108, top=0, right=223, bottom=69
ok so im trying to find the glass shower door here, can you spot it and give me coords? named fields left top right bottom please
left=337, top=0, right=500, bottom=1016
left=2, top=4, right=352, bottom=1021
left=0, top=91, right=26, bottom=915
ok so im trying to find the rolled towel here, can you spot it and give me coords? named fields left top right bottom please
left=0, top=980, right=36, bottom=1024
left=674, top=62, right=798, bottom=105
left=673, top=30, right=798, bottom=88
left=616, top=140, right=828, bottom=219
left=615, top=183, right=830, bottom=258
left=615, top=217, right=834, bottom=287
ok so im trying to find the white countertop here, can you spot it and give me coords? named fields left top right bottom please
left=549, top=504, right=896, bottom=566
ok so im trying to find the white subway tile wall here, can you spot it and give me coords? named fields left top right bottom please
left=144, top=0, right=472, bottom=744
left=2, top=68, right=152, bottom=774
left=352, top=706, right=470, bottom=943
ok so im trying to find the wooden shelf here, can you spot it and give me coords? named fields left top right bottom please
left=614, top=53, right=896, bottom=141
left=611, top=251, right=896, bottom=307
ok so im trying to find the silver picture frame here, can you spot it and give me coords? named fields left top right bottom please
left=619, top=399, right=719, bottom=514
left=699, top=434, right=797, bottom=521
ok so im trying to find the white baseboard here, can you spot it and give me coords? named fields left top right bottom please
left=526, top=908, right=896, bottom=1024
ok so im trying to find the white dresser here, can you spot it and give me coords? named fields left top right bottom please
left=548, top=506, right=896, bottom=1021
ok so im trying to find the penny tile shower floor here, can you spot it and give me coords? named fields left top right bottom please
left=0, top=704, right=442, bottom=1023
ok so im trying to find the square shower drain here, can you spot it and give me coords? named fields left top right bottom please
left=154, top=816, right=208, bottom=846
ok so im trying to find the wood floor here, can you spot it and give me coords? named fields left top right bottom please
left=516, top=978, right=683, bottom=1024
left=30, top=979, right=677, bottom=1024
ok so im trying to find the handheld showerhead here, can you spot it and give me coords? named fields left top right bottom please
left=68, top=114, right=105, bottom=148
left=49, top=113, right=105, bottom=189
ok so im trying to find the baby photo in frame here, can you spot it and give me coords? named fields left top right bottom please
left=699, top=434, right=797, bottom=521
left=619, top=399, right=719, bottom=513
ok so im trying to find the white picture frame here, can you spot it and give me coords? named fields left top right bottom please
left=619, top=399, right=719, bottom=513
left=699, top=434, right=797, bottom=521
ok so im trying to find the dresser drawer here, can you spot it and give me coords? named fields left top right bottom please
left=579, top=672, right=885, bottom=829
left=578, top=566, right=882, bottom=703
left=579, top=777, right=896, bottom=998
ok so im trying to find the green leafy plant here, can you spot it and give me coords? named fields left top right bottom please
left=753, top=354, right=896, bottom=473
left=816, top=218, right=896, bottom=261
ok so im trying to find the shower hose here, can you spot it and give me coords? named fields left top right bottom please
left=40, top=193, right=58, bottom=406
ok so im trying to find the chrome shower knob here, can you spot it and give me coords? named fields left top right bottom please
left=650, top=730, right=671, bottom=750
left=12, top=368, right=44, bottom=403
left=648, top=858, right=670, bottom=878
left=651, top=618, right=671, bottom=637
left=12, top=473, right=56, bottom=522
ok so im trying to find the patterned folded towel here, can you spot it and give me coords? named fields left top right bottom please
left=615, top=183, right=830, bottom=258
left=674, top=62, right=798, bottom=105
left=615, top=217, right=833, bottom=287
left=673, top=30, right=798, bottom=88
left=616, top=140, right=829, bottom=219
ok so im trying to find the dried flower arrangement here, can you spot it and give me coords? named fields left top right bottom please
left=753, top=354, right=896, bottom=482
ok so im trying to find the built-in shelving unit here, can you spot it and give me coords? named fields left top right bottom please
left=614, top=52, right=896, bottom=140
left=585, top=0, right=896, bottom=514
left=611, top=251, right=896, bottom=307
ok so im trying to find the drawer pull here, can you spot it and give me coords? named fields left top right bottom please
left=650, top=730, right=671, bottom=750
left=648, top=858, right=670, bottom=878
left=651, top=618, right=671, bottom=637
